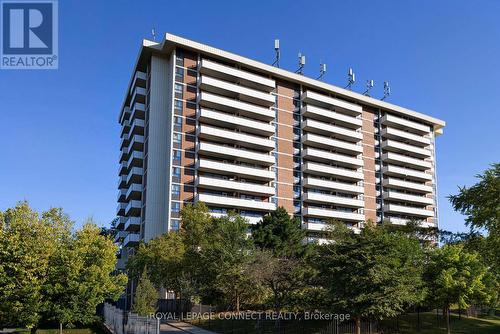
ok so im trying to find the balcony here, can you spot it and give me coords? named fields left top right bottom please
left=129, top=71, right=147, bottom=94
left=384, top=204, right=434, bottom=218
left=197, top=159, right=274, bottom=181
left=124, top=216, right=141, bottom=232
left=303, top=207, right=365, bottom=222
left=302, top=91, right=362, bottom=116
left=302, top=133, right=363, bottom=155
left=302, top=119, right=362, bottom=142
left=303, top=192, right=364, bottom=208
left=382, top=140, right=431, bottom=158
left=120, top=119, right=130, bottom=137
left=382, top=165, right=432, bottom=182
left=381, top=114, right=430, bottom=134
left=197, top=142, right=275, bottom=166
left=302, top=148, right=363, bottom=168
left=123, top=233, right=140, bottom=247
left=381, top=127, right=430, bottom=147
left=302, top=162, right=364, bottom=181
left=116, top=217, right=125, bottom=229
left=198, top=92, right=274, bottom=121
left=382, top=178, right=433, bottom=193
left=126, top=167, right=143, bottom=185
left=127, top=135, right=144, bottom=151
left=114, top=230, right=127, bottom=243
left=130, top=87, right=146, bottom=108
left=197, top=125, right=274, bottom=151
left=116, top=202, right=126, bottom=216
left=130, top=118, right=145, bottom=136
left=303, top=177, right=364, bottom=194
left=199, top=75, right=275, bottom=106
left=196, top=176, right=275, bottom=196
left=196, top=193, right=276, bottom=211
left=117, top=175, right=127, bottom=189
left=125, top=200, right=141, bottom=216
left=383, top=190, right=434, bottom=205
left=119, top=148, right=128, bottom=163
left=120, top=106, right=131, bottom=124
left=199, top=59, right=275, bottom=91
left=125, top=183, right=142, bottom=201
left=117, top=189, right=126, bottom=203
left=210, top=212, right=264, bottom=225
left=382, top=152, right=432, bottom=170
left=126, top=151, right=143, bottom=171
left=303, top=222, right=362, bottom=234
left=302, top=105, right=362, bottom=129
left=197, top=108, right=274, bottom=136
left=130, top=102, right=146, bottom=121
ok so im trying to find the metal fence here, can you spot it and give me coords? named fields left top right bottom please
left=103, top=303, right=160, bottom=334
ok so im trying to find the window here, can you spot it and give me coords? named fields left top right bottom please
left=172, top=167, right=181, bottom=182
left=174, top=99, right=183, bottom=114
left=175, top=50, right=184, bottom=66
left=174, top=116, right=182, bottom=132
left=171, top=219, right=181, bottom=231
left=175, top=67, right=184, bottom=81
left=174, top=83, right=183, bottom=99
left=171, top=184, right=180, bottom=200
left=173, top=133, right=182, bottom=146
left=171, top=202, right=181, bottom=217
left=173, top=150, right=181, bottom=163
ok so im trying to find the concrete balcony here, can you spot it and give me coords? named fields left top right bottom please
left=197, top=125, right=274, bottom=151
left=302, top=133, right=363, bottom=155
left=303, top=177, right=364, bottom=194
left=198, top=92, right=274, bottom=121
left=302, top=119, right=362, bottom=142
left=197, top=142, right=275, bottom=166
left=199, top=75, right=275, bottom=106
left=130, top=102, right=146, bottom=121
left=120, top=133, right=129, bottom=149
left=119, top=147, right=128, bottom=163
left=125, top=183, right=142, bottom=201
left=123, top=233, right=140, bottom=247
left=129, top=71, right=147, bottom=94
left=197, top=159, right=274, bottom=181
left=199, top=59, right=275, bottom=91
left=127, top=135, right=144, bottom=151
left=197, top=108, right=274, bottom=136
left=116, top=217, right=125, bottom=229
left=116, top=202, right=126, bottom=216
left=302, top=105, right=362, bottom=129
left=381, top=127, right=431, bottom=147
left=381, top=114, right=430, bottom=134
left=114, top=230, right=127, bottom=243
left=302, top=162, right=364, bottom=181
left=383, top=190, right=434, bottom=205
left=120, top=119, right=130, bottom=137
left=130, top=118, right=145, bottom=136
left=130, top=86, right=146, bottom=106
left=302, top=148, right=363, bottom=168
left=382, top=140, right=431, bottom=158
left=117, top=175, right=127, bottom=188
left=303, top=223, right=361, bottom=234
left=304, top=192, right=364, bottom=208
left=126, top=151, right=143, bottom=171
left=120, top=106, right=131, bottom=124
left=117, top=189, right=126, bottom=202
left=196, top=193, right=276, bottom=211
left=383, top=178, right=433, bottom=193
left=125, top=200, right=141, bottom=216
left=126, top=167, right=143, bottom=185
left=303, top=207, right=365, bottom=222
left=382, top=152, right=432, bottom=170
left=209, top=212, right=263, bottom=225
left=384, top=204, right=434, bottom=218
left=196, top=176, right=275, bottom=196
left=302, top=91, right=362, bottom=116
left=124, top=216, right=141, bottom=232
left=382, top=165, right=432, bottom=182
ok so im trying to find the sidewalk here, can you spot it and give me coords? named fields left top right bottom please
left=160, top=321, right=217, bottom=334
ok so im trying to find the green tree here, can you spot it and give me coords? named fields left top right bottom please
left=133, top=270, right=158, bottom=316
left=319, top=224, right=426, bottom=334
left=449, top=163, right=500, bottom=235
left=426, top=244, right=491, bottom=334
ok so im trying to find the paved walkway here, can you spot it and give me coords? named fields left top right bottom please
left=160, top=321, right=217, bottom=334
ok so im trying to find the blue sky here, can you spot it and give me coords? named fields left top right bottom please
left=1, top=0, right=499, bottom=232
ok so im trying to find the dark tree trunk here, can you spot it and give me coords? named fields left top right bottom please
left=355, top=317, right=361, bottom=334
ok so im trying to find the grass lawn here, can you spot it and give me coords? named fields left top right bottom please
left=380, top=312, right=500, bottom=334
left=191, top=312, right=500, bottom=334
left=10, top=325, right=106, bottom=334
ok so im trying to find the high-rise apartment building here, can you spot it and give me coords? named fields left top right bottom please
left=115, top=33, right=445, bottom=267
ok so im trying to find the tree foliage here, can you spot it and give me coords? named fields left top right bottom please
left=133, top=270, right=158, bottom=316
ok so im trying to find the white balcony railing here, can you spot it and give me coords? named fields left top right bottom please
left=196, top=159, right=274, bottom=181
left=302, top=148, right=363, bottom=168
left=302, top=133, right=363, bottom=154
left=199, top=75, right=275, bottom=106
left=301, top=104, right=362, bottom=129
left=381, top=127, right=431, bottom=146
left=382, top=178, right=433, bottom=193
left=197, top=142, right=275, bottom=166
left=125, top=200, right=141, bottom=216
left=196, top=193, right=276, bottom=211
left=196, top=176, right=275, bottom=196
left=302, top=91, right=362, bottom=115
left=382, top=140, right=431, bottom=158
left=381, top=114, right=431, bottom=134
left=198, top=92, right=274, bottom=121
left=302, top=162, right=364, bottom=181
left=303, top=207, right=365, bottom=222
left=383, top=191, right=434, bottom=205
left=383, top=204, right=434, bottom=218
left=382, top=152, right=432, bottom=170
left=197, top=125, right=274, bottom=151
left=123, top=233, right=140, bottom=247
left=382, top=165, right=433, bottom=181
left=197, top=108, right=274, bottom=136
left=303, top=192, right=364, bottom=208
left=303, top=177, right=364, bottom=194
left=302, top=119, right=363, bottom=142
left=124, top=217, right=141, bottom=231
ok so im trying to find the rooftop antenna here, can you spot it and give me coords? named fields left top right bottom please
left=151, top=28, right=156, bottom=41
left=381, top=81, right=391, bottom=100
left=272, top=39, right=280, bottom=68
left=345, top=67, right=356, bottom=90
left=363, top=79, right=374, bottom=96
left=317, top=62, right=327, bottom=80
left=296, top=52, right=306, bottom=75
